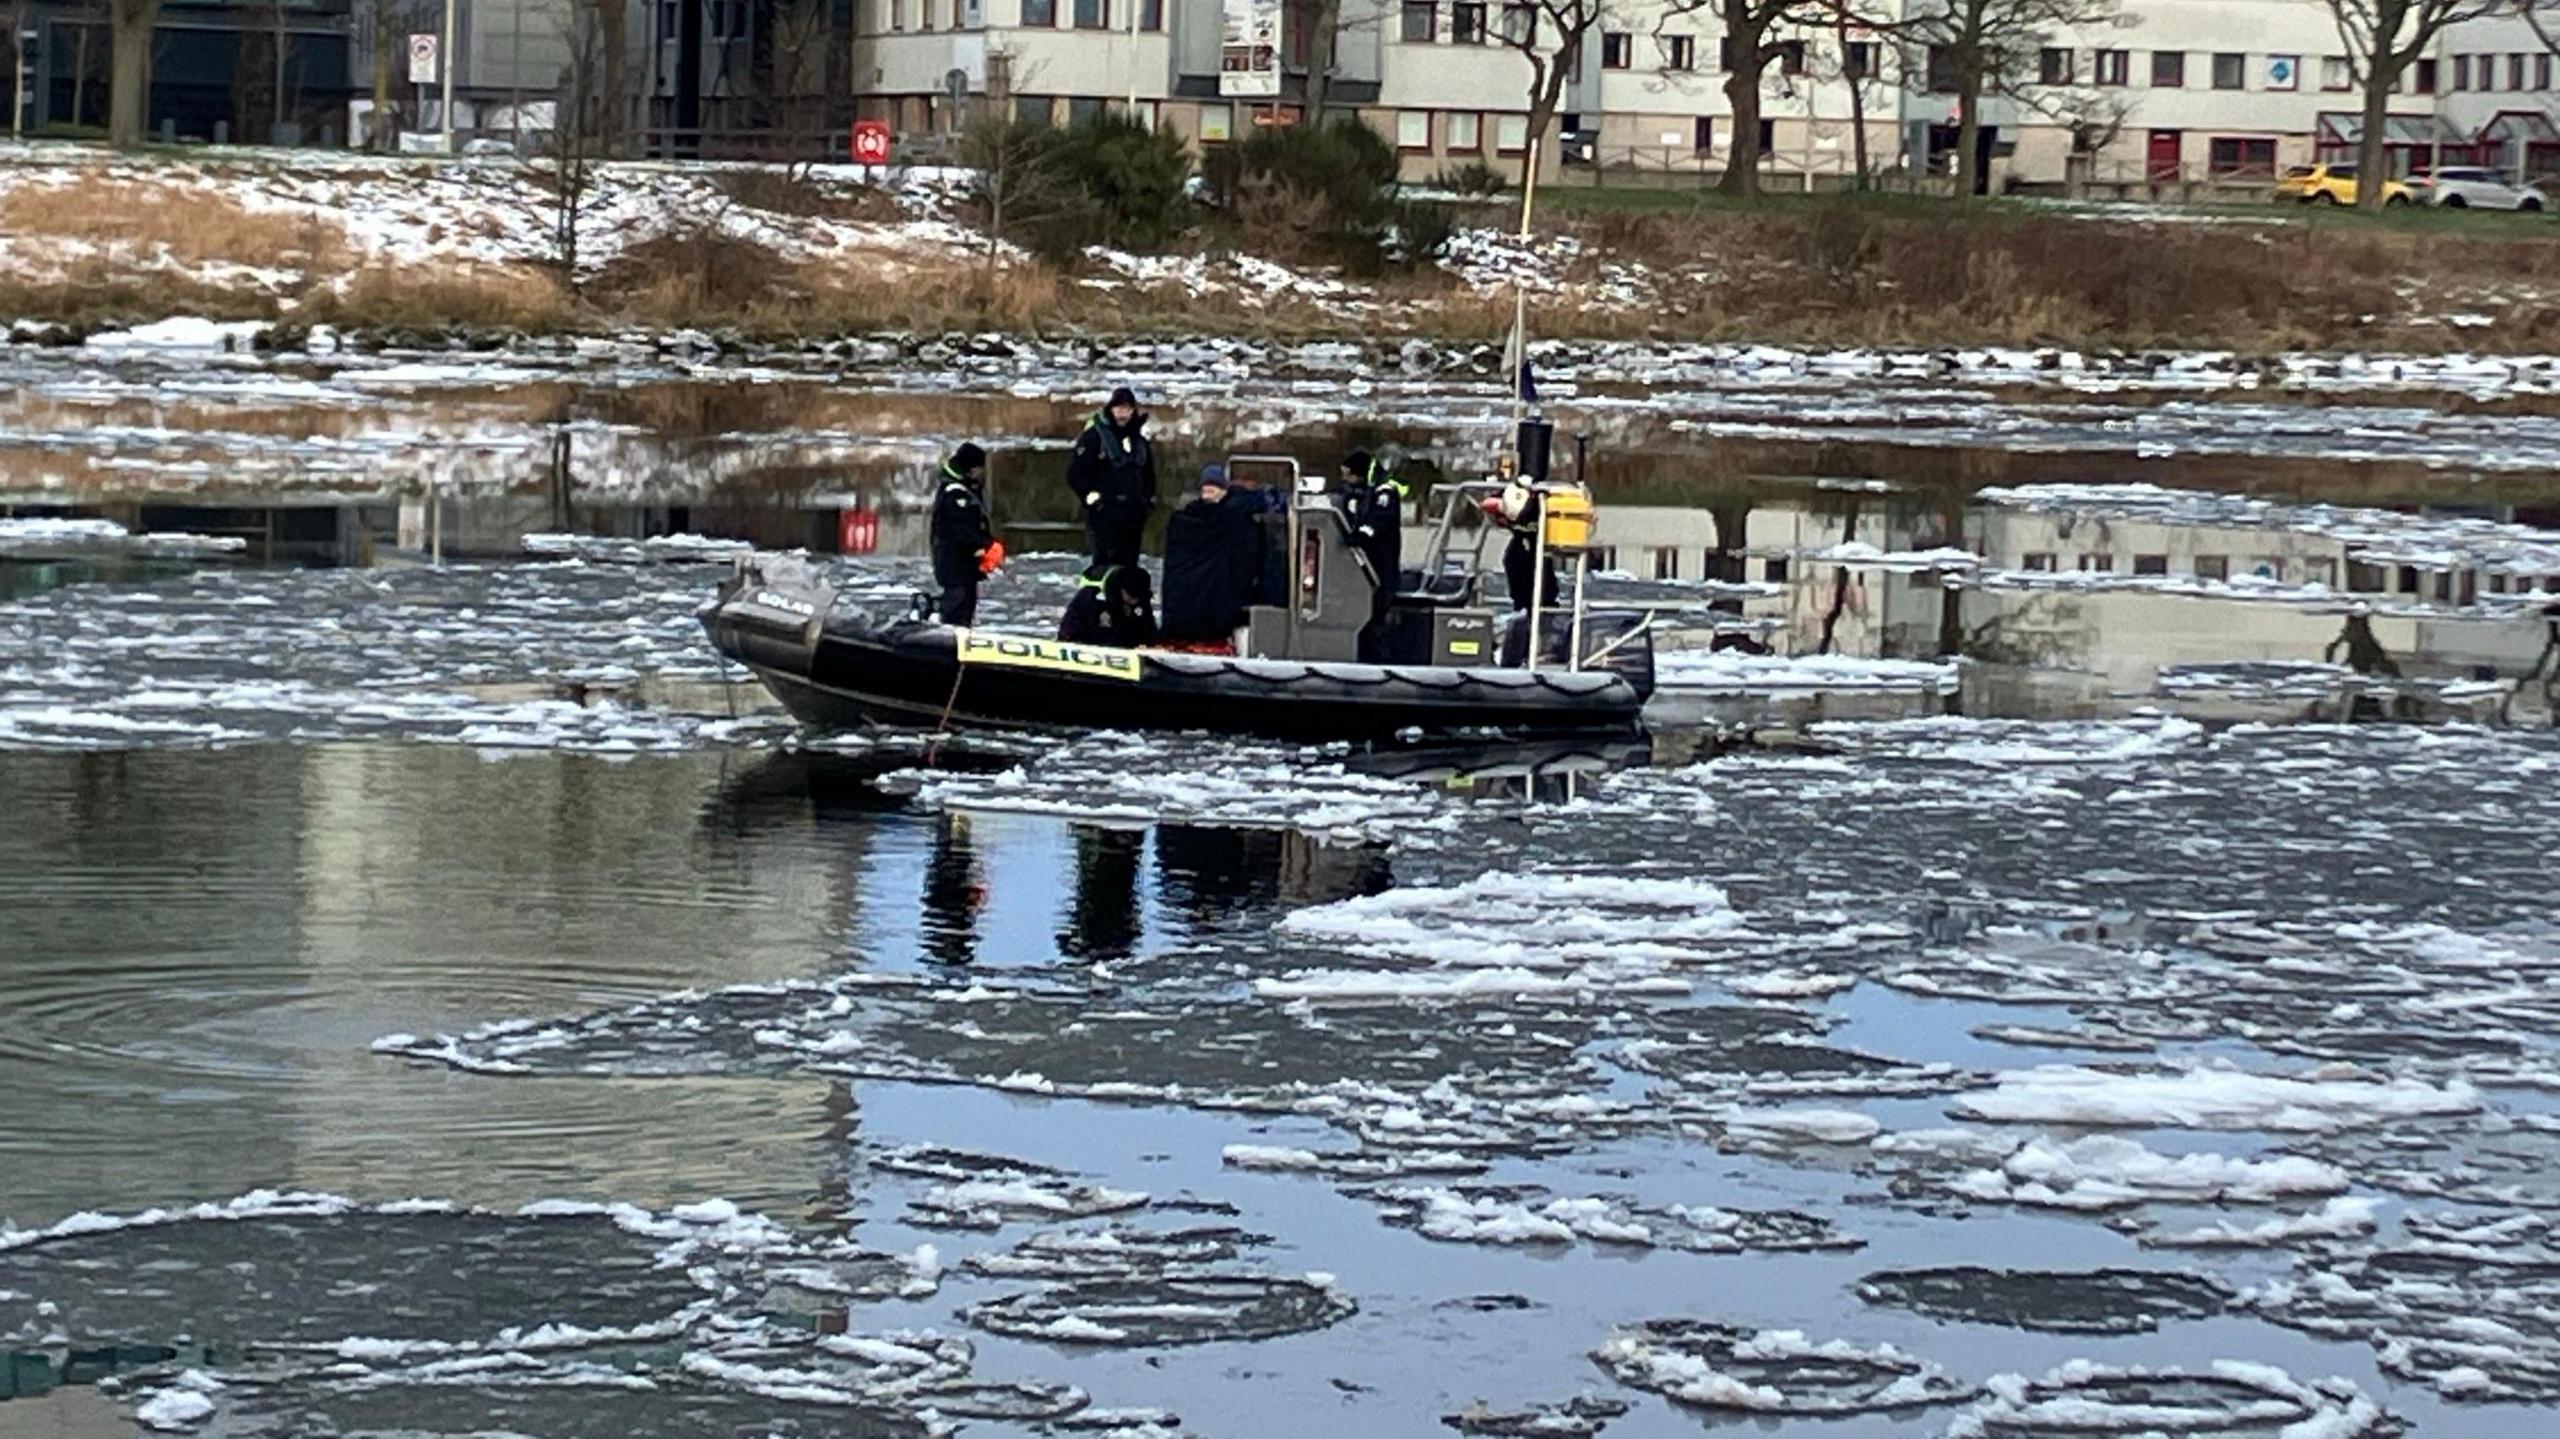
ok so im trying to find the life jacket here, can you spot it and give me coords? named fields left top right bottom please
left=1083, top=412, right=1149, bottom=500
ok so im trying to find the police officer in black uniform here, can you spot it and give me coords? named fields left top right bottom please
left=1342, top=450, right=1411, bottom=662
left=929, top=443, right=997, bottom=625
left=1067, top=386, right=1158, bottom=569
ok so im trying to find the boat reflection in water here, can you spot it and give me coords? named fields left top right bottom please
left=704, top=749, right=1396, bottom=973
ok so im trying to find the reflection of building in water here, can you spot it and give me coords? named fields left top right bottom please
left=288, top=747, right=855, bottom=1207
left=1933, top=504, right=2560, bottom=691
left=1567, top=499, right=1941, bottom=661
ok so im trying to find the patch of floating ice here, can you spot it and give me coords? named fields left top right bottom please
left=1817, top=715, right=2209, bottom=767
left=1719, top=1106, right=1883, bottom=1145
left=1592, top=1319, right=1974, bottom=1415
left=1379, top=1185, right=1859, bottom=1255
left=1258, top=870, right=1746, bottom=1004
left=521, top=533, right=756, bottom=563
left=82, top=317, right=269, bottom=352
left=1950, top=1063, right=2481, bottom=1133
left=903, top=734, right=1439, bottom=840
left=1944, top=1134, right=2348, bottom=1211
left=131, top=1371, right=222, bottom=1431
left=1943, top=1359, right=2397, bottom=1438
left=1650, top=651, right=1960, bottom=693
left=1801, top=541, right=1984, bottom=572
left=2142, top=1196, right=2379, bottom=1249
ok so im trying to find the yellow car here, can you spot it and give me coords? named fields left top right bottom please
left=2274, top=163, right=2413, bottom=207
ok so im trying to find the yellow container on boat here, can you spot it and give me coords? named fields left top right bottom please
left=1539, top=486, right=1595, bottom=551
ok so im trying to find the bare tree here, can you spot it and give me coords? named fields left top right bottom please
left=768, top=0, right=832, bottom=167
left=540, top=0, right=616, bottom=285
left=107, top=0, right=158, bottom=147
left=1485, top=0, right=1711, bottom=197
left=1299, top=0, right=1394, bottom=124
left=2325, top=0, right=2497, bottom=209
left=7, top=0, right=30, bottom=139
left=1805, top=0, right=1896, bottom=187
left=1716, top=0, right=1827, bottom=195
left=365, top=0, right=407, bottom=151
left=1899, top=0, right=2126, bottom=199
left=71, top=3, right=97, bottom=129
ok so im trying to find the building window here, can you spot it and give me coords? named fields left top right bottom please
left=2023, top=552, right=2056, bottom=572
left=1764, top=556, right=1790, bottom=583
left=1072, top=0, right=1105, bottom=28
left=2208, top=136, right=2277, bottom=176
left=1200, top=104, right=1232, bottom=142
left=1601, top=31, right=1631, bottom=69
left=1758, top=116, right=1773, bottom=151
left=2133, top=553, right=2168, bottom=576
left=1397, top=110, right=1431, bottom=150
left=1665, top=34, right=1695, bottom=71
left=1016, top=94, right=1052, bottom=125
left=2211, top=52, right=2244, bottom=89
left=1719, top=35, right=1734, bottom=71
left=1498, top=2, right=1533, bottom=45
left=1779, top=39, right=1805, bottom=76
left=1928, top=46, right=1958, bottom=93
left=2040, top=47, right=2073, bottom=86
left=1845, top=41, right=1875, bottom=79
left=1141, top=0, right=1163, bottom=30
left=1452, top=2, right=1484, bottom=43
left=1067, top=95, right=1105, bottom=124
left=1447, top=111, right=1481, bottom=151
left=1495, top=113, right=1529, bottom=153
left=2196, top=555, right=2230, bottom=581
left=2094, top=49, right=2128, bottom=87
left=2455, top=54, right=2471, bottom=90
left=2077, top=553, right=2113, bottom=572
left=2151, top=50, right=2184, bottom=87
left=1692, top=115, right=1712, bottom=153
left=1023, top=0, right=1056, bottom=25
left=2249, top=556, right=2286, bottom=581
left=2411, top=57, right=2435, bottom=93
left=2305, top=557, right=2337, bottom=588
left=889, top=0, right=905, bottom=30
left=2540, top=53, right=2553, bottom=90
left=1401, top=1, right=1435, bottom=41
left=1651, top=547, right=1680, bottom=580
left=2511, top=53, right=2528, bottom=91
left=2321, top=55, right=2351, bottom=91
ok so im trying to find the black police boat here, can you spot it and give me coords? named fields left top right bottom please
left=701, top=457, right=1655, bottom=743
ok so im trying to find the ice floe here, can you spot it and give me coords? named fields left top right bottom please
left=1592, top=1319, right=1974, bottom=1415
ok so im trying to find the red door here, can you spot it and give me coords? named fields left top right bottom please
left=2147, top=129, right=2183, bottom=183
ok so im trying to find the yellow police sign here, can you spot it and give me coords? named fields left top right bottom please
left=955, top=630, right=1145, bottom=682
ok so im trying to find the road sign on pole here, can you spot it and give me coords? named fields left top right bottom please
left=407, top=33, right=437, bottom=86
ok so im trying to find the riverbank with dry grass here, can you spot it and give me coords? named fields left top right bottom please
left=2, top=144, right=2556, bottom=354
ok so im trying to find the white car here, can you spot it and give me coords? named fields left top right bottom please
left=2408, top=166, right=2547, bottom=212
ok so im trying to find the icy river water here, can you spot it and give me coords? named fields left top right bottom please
left=4, top=337, right=2560, bottom=1437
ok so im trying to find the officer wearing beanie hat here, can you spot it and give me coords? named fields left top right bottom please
left=929, top=442, right=1000, bottom=625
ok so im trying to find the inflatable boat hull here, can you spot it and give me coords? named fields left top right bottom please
left=707, top=602, right=1645, bottom=743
